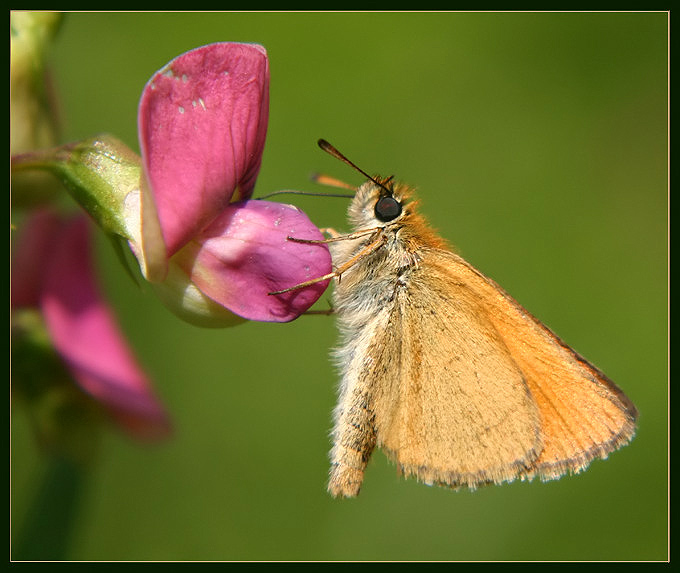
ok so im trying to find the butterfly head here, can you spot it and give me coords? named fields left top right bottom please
left=348, top=177, right=414, bottom=229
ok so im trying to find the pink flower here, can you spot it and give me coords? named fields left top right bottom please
left=137, top=42, right=331, bottom=322
left=11, top=209, right=171, bottom=441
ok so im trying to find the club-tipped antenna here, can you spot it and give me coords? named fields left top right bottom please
left=318, top=139, right=393, bottom=196
left=256, top=189, right=354, bottom=200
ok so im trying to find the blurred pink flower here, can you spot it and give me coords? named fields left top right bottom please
left=137, top=42, right=331, bottom=322
left=11, top=209, right=171, bottom=441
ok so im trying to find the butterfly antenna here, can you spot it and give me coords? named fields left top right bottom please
left=318, top=139, right=394, bottom=196
left=256, top=189, right=354, bottom=200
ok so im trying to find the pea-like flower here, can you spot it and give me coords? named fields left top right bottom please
left=136, top=42, right=332, bottom=324
left=11, top=208, right=171, bottom=442
left=12, top=42, right=333, bottom=326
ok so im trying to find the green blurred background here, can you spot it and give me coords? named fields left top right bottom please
left=11, top=12, right=667, bottom=561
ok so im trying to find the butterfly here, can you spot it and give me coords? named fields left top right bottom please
left=274, top=139, right=637, bottom=498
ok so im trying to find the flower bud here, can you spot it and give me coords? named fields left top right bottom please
left=10, top=11, right=63, bottom=207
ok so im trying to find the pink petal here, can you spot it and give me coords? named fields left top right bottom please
left=138, top=42, right=270, bottom=257
left=178, top=200, right=332, bottom=322
left=11, top=209, right=62, bottom=308
left=40, top=214, right=171, bottom=440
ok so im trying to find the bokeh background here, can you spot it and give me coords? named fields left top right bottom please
left=11, top=12, right=667, bottom=561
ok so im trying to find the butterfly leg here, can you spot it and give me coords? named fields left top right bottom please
left=287, top=226, right=383, bottom=245
left=304, top=300, right=335, bottom=316
left=268, top=230, right=387, bottom=295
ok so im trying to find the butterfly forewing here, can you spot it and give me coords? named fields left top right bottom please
left=367, top=259, right=544, bottom=489
left=421, top=249, right=638, bottom=481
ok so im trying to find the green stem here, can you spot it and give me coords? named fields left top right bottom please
left=11, top=146, right=72, bottom=173
left=13, top=455, right=88, bottom=561
left=11, top=135, right=143, bottom=241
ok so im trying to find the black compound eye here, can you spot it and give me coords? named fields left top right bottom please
left=374, top=196, right=402, bottom=222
